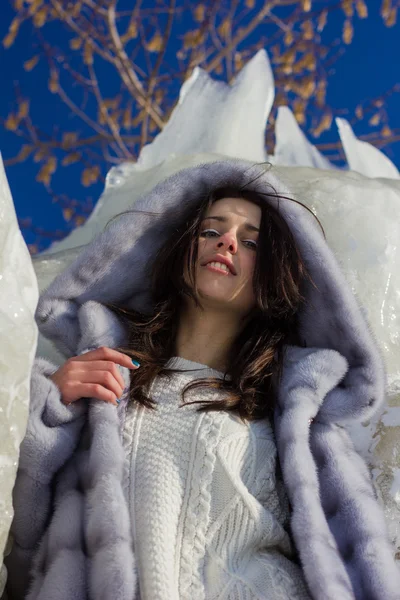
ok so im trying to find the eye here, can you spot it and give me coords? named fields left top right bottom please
left=244, top=240, right=257, bottom=250
left=200, top=229, right=219, bottom=238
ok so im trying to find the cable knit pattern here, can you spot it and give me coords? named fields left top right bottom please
left=123, top=357, right=311, bottom=599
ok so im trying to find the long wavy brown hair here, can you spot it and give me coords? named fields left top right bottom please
left=102, top=173, right=324, bottom=422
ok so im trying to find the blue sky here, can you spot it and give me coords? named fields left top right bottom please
left=1, top=1, right=399, bottom=253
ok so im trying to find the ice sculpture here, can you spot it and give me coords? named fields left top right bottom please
left=273, top=106, right=333, bottom=169
left=1, top=48, right=399, bottom=586
left=337, top=118, right=400, bottom=179
left=0, top=155, right=39, bottom=596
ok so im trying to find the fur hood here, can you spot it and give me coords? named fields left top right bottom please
left=6, top=159, right=399, bottom=600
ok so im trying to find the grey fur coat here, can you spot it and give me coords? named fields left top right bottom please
left=5, top=160, right=400, bottom=600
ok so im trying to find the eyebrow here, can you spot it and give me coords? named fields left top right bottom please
left=202, top=215, right=259, bottom=233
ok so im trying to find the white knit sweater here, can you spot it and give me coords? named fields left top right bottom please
left=122, top=357, right=311, bottom=600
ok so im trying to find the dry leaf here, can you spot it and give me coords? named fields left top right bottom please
left=341, top=0, right=354, bottom=18
left=342, top=19, right=353, bottom=44
left=301, top=20, right=314, bottom=40
left=62, top=152, right=81, bottom=166
left=313, top=112, right=333, bottom=136
left=381, top=125, right=392, bottom=138
left=48, top=70, right=59, bottom=93
left=16, top=145, right=33, bottom=161
left=218, top=17, right=230, bottom=40
left=302, top=0, right=311, bottom=11
left=4, top=114, right=19, bottom=131
left=63, top=208, right=74, bottom=222
left=81, top=165, right=100, bottom=186
left=381, top=0, right=391, bottom=20
left=33, top=147, right=47, bottom=162
left=386, top=7, right=397, bottom=26
left=3, top=17, right=21, bottom=48
left=317, top=10, right=328, bottom=32
left=146, top=31, right=163, bottom=53
left=284, top=30, right=294, bottom=46
left=24, top=55, right=39, bottom=71
left=245, top=0, right=255, bottom=8
left=70, top=37, right=82, bottom=50
left=18, top=100, right=30, bottom=119
left=355, top=105, right=363, bottom=119
left=74, top=215, right=86, bottom=227
left=369, top=113, right=381, bottom=126
left=194, top=4, right=206, bottom=21
left=355, top=0, right=368, bottom=18
left=62, top=132, right=78, bottom=147
left=83, top=40, right=94, bottom=65
left=33, top=6, right=47, bottom=27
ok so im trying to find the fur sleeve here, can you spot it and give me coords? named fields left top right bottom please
left=4, top=357, right=87, bottom=600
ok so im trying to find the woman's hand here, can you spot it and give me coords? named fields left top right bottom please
left=48, top=346, right=140, bottom=406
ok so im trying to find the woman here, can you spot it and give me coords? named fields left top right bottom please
left=4, top=160, right=399, bottom=600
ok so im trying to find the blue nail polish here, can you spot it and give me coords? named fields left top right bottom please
left=132, top=359, right=140, bottom=367
left=116, top=399, right=121, bottom=404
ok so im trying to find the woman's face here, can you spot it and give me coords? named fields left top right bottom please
left=185, top=197, right=262, bottom=317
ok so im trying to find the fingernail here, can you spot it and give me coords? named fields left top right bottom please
left=132, top=359, right=140, bottom=367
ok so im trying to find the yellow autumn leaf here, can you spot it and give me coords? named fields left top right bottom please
left=355, top=105, right=363, bottom=119
left=83, top=40, right=93, bottom=65
left=63, top=208, right=74, bottom=222
left=62, top=132, right=78, bottom=147
left=18, top=100, right=30, bottom=119
left=342, top=19, right=353, bottom=44
left=369, top=113, right=381, bottom=126
left=146, top=31, right=163, bottom=53
left=33, top=147, right=47, bottom=162
left=284, top=30, right=294, bottom=46
left=218, top=17, right=230, bottom=40
left=355, top=0, right=368, bottom=18
left=49, top=70, right=59, bottom=93
left=386, top=7, right=397, bottom=27
left=62, top=152, right=81, bottom=166
left=70, top=37, right=82, bottom=50
left=194, top=4, right=205, bottom=21
left=16, top=145, right=33, bottom=161
left=4, top=114, right=19, bottom=131
left=317, top=10, right=328, bottom=32
left=341, top=0, right=353, bottom=18
left=36, top=159, right=55, bottom=187
left=24, top=55, right=39, bottom=71
left=74, top=215, right=86, bottom=227
left=81, top=165, right=100, bottom=187
left=123, top=21, right=138, bottom=41
left=3, top=17, right=21, bottom=48
left=33, top=6, right=47, bottom=27
left=301, top=20, right=314, bottom=40
left=381, top=125, right=392, bottom=138
left=245, top=0, right=255, bottom=8
left=234, top=52, right=244, bottom=70
left=381, top=0, right=391, bottom=19
left=302, top=0, right=311, bottom=12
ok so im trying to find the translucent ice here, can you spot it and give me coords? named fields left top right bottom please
left=337, top=118, right=400, bottom=179
left=273, top=106, right=333, bottom=169
left=0, top=154, right=39, bottom=595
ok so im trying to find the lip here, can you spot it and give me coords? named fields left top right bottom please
left=201, top=254, right=236, bottom=275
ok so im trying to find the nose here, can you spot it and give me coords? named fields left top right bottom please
left=216, top=231, right=237, bottom=253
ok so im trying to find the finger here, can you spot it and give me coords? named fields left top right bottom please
left=72, top=347, right=140, bottom=370
left=73, top=360, right=127, bottom=391
left=79, top=370, right=124, bottom=400
left=80, top=382, right=120, bottom=406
